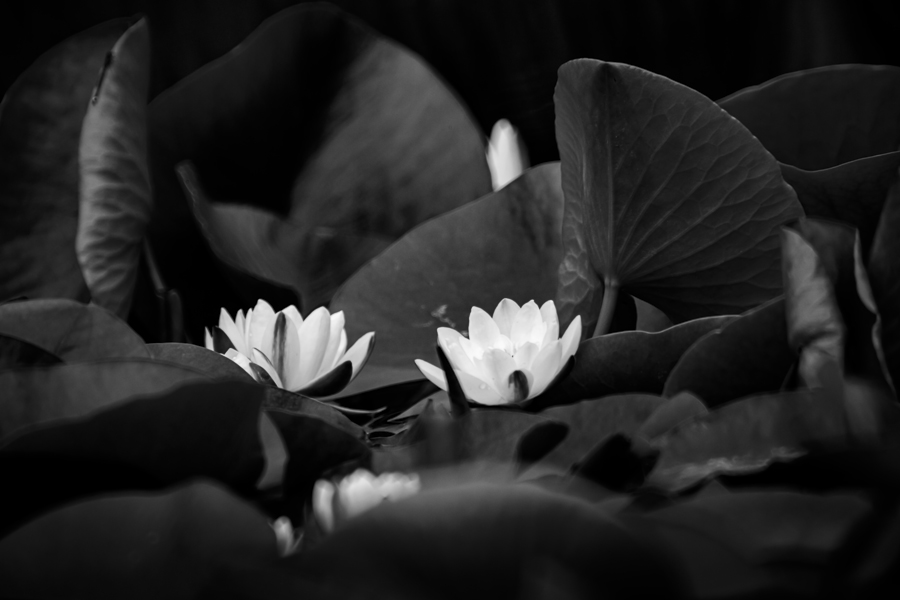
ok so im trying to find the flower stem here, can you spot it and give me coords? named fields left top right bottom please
left=592, top=279, right=619, bottom=337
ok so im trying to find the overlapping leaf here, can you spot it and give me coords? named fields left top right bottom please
left=331, top=163, right=565, bottom=395
left=147, top=342, right=255, bottom=382
left=868, top=172, right=900, bottom=389
left=0, top=18, right=130, bottom=302
left=555, top=59, right=802, bottom=333
left=76, top=18, right=153, bottom=318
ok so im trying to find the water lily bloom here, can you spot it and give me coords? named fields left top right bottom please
left=415, top=299, right=581, bottom=405
left=270, top=516, right=301, bottom=557
left=313, top=469, right=421, bottom=532
left=205, top=299, right=374, bottom=396
left=486, top=119, right=527, bottom=190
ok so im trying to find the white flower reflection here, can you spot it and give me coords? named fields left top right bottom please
left=313, top=469, right=421, bottom=532
left=415, top=299, right=581, bottom=405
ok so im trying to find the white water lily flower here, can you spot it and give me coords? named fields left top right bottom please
left=205, top=299, right=374, bottom=396
left=486, top=118, right=527, bottom=190
left=414, top=299, right=581, bottom=405
left=270, top=516, right=301, bottom=557
left=313, top=469, right=421, bottom=532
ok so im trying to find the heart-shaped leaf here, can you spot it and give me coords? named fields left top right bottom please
left=76, top=18, right=153, bottom=318
left=664, top=297, right=796, bottom=406
left=0, top=18, right=130, bottom=303
left=555, top=59, right=802, bottom=334
left=148, top=3, right=491, bottom=334
left=648, top=390, right=848, bottom=492
left=0, top=298, right=148, bottom=361
left=718, top=64, right=900, bottom=171
left=867, top=171, right=900, bottom=389
left=536, top=315, right=734, bottom=408
left=147, top=342, right=254, bottom=382
left=0, top=481, right=276, bottom=598
left=331, top=162, right=565, bottom=395
left=0, top=359, right=208, bottom=439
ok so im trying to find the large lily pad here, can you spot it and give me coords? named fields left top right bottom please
left=0, top=18, right=130, bottom=302
left=331, top=162, right=565, bottom=394
left=76, top=19, right=153, bottom=318
left=0, top=298, right=148, bottom=361
left=718, top=64, right=900, bottom=171
left=0, top=334, right=63, bottom=370
left=148, top=3, right=491, bottom=333
left=147, top=342, right=255, bottom=382
left=555, top=59, right=802, bottom=334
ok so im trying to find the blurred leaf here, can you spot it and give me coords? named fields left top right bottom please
left=537, top=394, right=667, bottom=469
left=0, top=481, right=277, bottom=598
left=648, top=390, right=848, bottom=492
left=719, top=64, right=900, bottom=170
left=868, top=171, right=900, bottom=389
left=76, top=18, right=153, bottom=318
left=148, top=342, right=255, bottom=382
left=264, top=388, right=364, bottom=439
left=637, top=392, right=708, bottom=440
left=332, top=163, right=564, bottom=395
left=555, top=59, right=802, bottom=333
left=0, top=18, right=130, bottom=303
left=515, top=421, right=569, bottom=474
left=289, top=483, right=686, bottom=599
left=0, top=298, right=149, bottom=361
left=782, top=152, right=900, bottom=253
left=0, top=333, right=63, bottom=370
left=0, top=359, right=208, bottom=439
left=574, top=433, right=658, bottom=493
left=537, top=315, right=734, bottom=408
left=782, top=227, right=845, bottom=387
left=663, top=297, right=796, bottom=406
left=148, top=3, right=491, bottom=335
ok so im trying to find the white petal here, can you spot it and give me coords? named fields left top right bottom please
left=335, top=329, right=348, bottom=365
left=252, top=348, right=284, bottom=388
left=458, top=335, right=483, bottom=361
left=224, top=348, right=256, bottom=378
left=312, top=480, right=336, bottom=532
left=486, top=119, right=525, bottom=191
left=514, top=342, right=540, bottom=371
left=437, top=327, right=465, bottom=355
left=247, top=300, right=276, bottom=356
left=447, top=341, right=481, bottom=378
left=218, top=308, right=247, bottom=356
left=456, top=370, right=506, bottom=405
left=529, top=340, right=562, bottom=398
left=204, top=327, right=214, bottom=351
left=296, top=307, right=331, bottom=384
left=469, top=307, right=507, bottom=353
left=339, top=331, right=375, bottom=379
left=510, top=301, right=543, bottom=348
left=340, top=470, right=382, bottom=518
left=235, top=310, right=246, bottom=340
left=280, top=317, right=304, bottom=392
left=491, top=298, right=520, bottom=338
left=317, top=311, right=345, bottom=376
left=477, top=348, right=518, bottom=402
left=282, top=305, right=303, bottom=331
left=260, top=313, right=290, bottom=380
left=415, top=359, right=448, bottom=391
left=539, top=300, right=559, bottom=327
left=560, top=315, right=582, bottom=361
left=541, top=320, right=560, bottom=349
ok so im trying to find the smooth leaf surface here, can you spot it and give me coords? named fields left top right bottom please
left=76, top=18, right=153, bottom=318
left=868, top=172, right=900, bottom=390
left=719, top=64, right=900, bottom=171
left=0, top=359, right=208, bottom=439
left=0, top=481, right=276, bottom=598
left=663, top=297, right=796, bottom=406
left=147, top=342, right=255, bottom=382
left=555, top=59, right=802, bottom=332
left=536, top=315, right=734, bottom=408
left=782, top=152, right=900, bottom=253
left=649, top=390, right=848, bottom=492
left=148, top=3, right=491, bottom=334
left=0, top=18, right=129, bottom=302
left=0, top=333, right=63, bottom=370
left=332, top=163, right=565, bottom=394
left=637, top=392, right=708, bottom=440
left=0, top=298, right=149, bottom=361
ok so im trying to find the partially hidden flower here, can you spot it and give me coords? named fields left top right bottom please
left=486, top=118, right=528, bottom=190
left=313, top=469, right=421, bottom=532
left=270, top=516, right=301, bottom=557
left=415, top=299, right=581, bottom=405
left=205, top=299, right=374, bottom=396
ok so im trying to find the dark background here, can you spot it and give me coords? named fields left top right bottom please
left=3, top=0, right=900, bottom=162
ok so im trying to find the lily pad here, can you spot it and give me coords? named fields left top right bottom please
left=147, top=342, right=255, bottom=382
left=718, top=64, right=900, bottom=171
left=148, top=3, right=491, bottom=334
left=0, top=481, right=276, bottom=598
left=537, top=315, right=734, bottom=408
left=76, top=18, right=153, bottom=318
left=0, top=334, right=63, bottom=370
left=663, top=297, right=795, bottom=407
left=0, top=359, right=208, bottom=439
left=868, top=172, right=900, bottom=389
left=332, top=162, right=565, bottom=394
left=0, top=298, right=149, bottom=361
left=555, top=59, right=802, bottom=334
left=0, top=19, right=133, bottom=303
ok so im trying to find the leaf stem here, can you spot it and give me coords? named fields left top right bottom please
left=593, top=280, right=619, bottom=337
